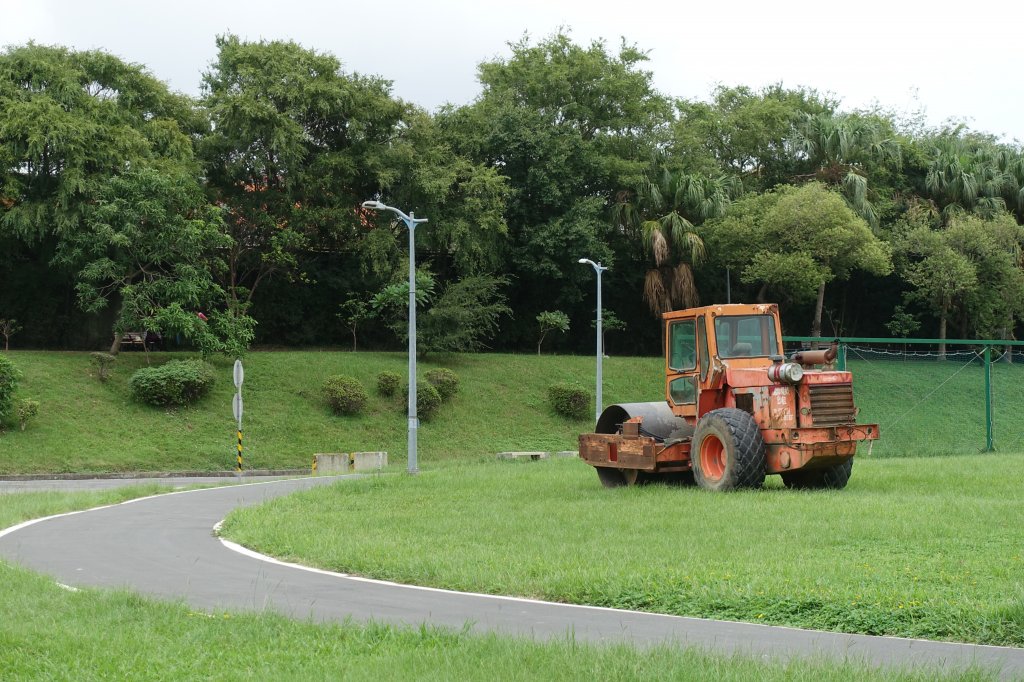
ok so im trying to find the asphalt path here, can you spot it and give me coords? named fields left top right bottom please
left=1, top=476, right=1022, bottom=679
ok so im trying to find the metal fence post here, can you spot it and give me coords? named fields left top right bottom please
left=984, top=345, right=994, bottom=452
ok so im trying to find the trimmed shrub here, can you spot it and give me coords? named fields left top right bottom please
left=548, top=383, right=591, bottom=420
left=404, top=382, right=442, bottom=421
left=417, top=383, right=443, bottom=421
left=129, top=360, right=215, bottom=407
left=90, top=352, right=117, bottom=382
left=323, top=375, right=369, bottom=415
left=16, top=398, right=39, bottom=431
left=0, top=354, right=21, bottom=419
left=376, top=371, right=401, bottom=397
left=425, top=368, right=459, bottom=401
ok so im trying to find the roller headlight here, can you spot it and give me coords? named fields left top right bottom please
left=767, top=362, right=804, bottom=384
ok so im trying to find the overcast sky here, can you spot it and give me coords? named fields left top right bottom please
left=4, top=0, right=1023, bottom=142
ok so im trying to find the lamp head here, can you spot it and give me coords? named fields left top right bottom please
left=361, top=200, right=386, bottom=210
left=577, top=258, right=588, bottom=264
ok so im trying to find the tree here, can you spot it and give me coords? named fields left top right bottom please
left=536, top=311, right=569, bottom=354
left=792, top=112, right=902, bottom=228
left=373, top=108, right=511, bottom=278
left=705, top=184, right=891, bottom=338
left=671, top=84, right=837, bottom=188
left=941, top=213, right=1024, bottom=340
left=61, top=167, right=242, bottom=354
left=885, top=306, right=920, bottom=338
left=922, top=132, right=1024, bottom=223
left=894, top=210, right=1024, bottom=357
left=894, top=225, right=976, bottom=358
left=337, top=296, right=372, bottom=352
left=590, top=309, right=626, bottom=356
left=418, top=275, right=511, bottom=355
left=200, top=35, right=405, bottom=313
left=0, top=44, right=203, bottom=347
left=614, top=163, right=741, bottom=318
left=438, top=32, right=673, bottom=346
left=0, top=319, right=20, bottom=351
left=370, top=269, right=509, bottom=356
left=0, top=43, right=201, bottom=244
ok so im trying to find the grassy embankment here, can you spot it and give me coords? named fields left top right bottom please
left=2, top=349, right=1023, bottom=473
left=0, top=490, right=987, bottom=681
left=0, top=350, right=658, bottom=474
left=222, top=455, right=1024, bottom=647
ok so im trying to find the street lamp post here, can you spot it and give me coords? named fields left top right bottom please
left=578, top=258, right=608, bottom=423
left=362, top=200, right=428, bottom=474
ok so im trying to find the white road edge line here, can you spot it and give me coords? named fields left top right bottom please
left=0, top=475, right=344, bottom=541
left=212, top=522, right=1024, bottom=655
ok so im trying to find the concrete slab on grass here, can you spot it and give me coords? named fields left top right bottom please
left=496, top=452, right=550, bottom=461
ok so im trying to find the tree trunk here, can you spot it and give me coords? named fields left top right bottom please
left=756, top=281, right=768, bottom=303
left=811, top=280, right=826, bottom=347
left=938, top=305, right=948, bottom=361
left=109, top=333, right=122, bottom=355
left=351, top=327, right=358, bottom=353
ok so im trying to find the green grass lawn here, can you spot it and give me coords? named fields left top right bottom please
left=0, top=489, right=995, bottom=681
left=3, top=349, right=1023, bottom=474
left=221, top=455, right=1024, bottom=647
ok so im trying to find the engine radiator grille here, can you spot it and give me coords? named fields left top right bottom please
left=808, top=384, right=856, bottom=426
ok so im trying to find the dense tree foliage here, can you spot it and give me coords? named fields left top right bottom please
left=438, top=34, right=671, bottom=347
left=0, top=43, right=206, bottom=349
left=4, top=33, right=1024, bottom=354
left=67, top=167, right=242, bottom=354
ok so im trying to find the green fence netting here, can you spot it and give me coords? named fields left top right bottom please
left=783, top=337, right=1024, bottom=458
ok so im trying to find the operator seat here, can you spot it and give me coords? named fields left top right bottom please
left=731, top=342, right=753, bottom=356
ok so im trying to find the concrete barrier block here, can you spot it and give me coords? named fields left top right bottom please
left=496, top=451, right=549, bottom=461
left=552, top=450, right=577, bottom=458
left=314, top=453, right=351, bottom=474
left=352, top=451, right=387, bottom=471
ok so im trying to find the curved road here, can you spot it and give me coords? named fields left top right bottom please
left=1, top=476, right=1022, bottom=679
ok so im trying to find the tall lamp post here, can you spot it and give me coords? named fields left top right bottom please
left=578, top=258, right=608, bottom=423
left=362, top=200, right=428, bottom=474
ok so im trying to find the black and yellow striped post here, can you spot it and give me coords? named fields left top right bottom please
left=232, top=359, right=245, bottom=473
left=236, top=429, right=243, bottom=472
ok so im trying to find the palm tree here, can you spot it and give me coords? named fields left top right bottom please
left=792, top=112, right=901, bottom=228
left=614, top=165, right=741, bottom=318
left=924, top=135, right=1024, bottom=222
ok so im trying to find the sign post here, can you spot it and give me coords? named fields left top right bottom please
left=233, top=359, right=244, bottom=473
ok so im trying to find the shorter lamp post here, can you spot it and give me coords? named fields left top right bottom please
left=362, top=200, right=428, bottom=474
left=578, top=258, right=608, bottom=423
